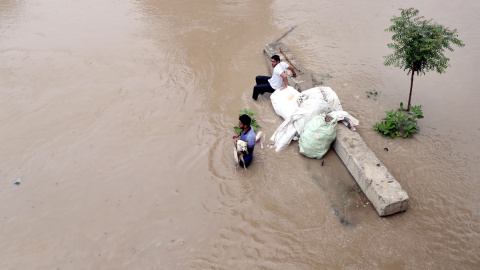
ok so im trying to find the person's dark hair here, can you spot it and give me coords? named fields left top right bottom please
left=239, top=114, right=251, bottom=126
left=271, top=55, right=280, bottom=62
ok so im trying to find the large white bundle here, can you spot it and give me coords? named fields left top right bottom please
left=318, top=86, right=360, bottom=126
left=270, top=88, right=329, bottom=152
left=270, top=86, right=300, bottom=120
left=319, top=86, right=343, bottom=111
left=291, top=88, right=329, bottom=135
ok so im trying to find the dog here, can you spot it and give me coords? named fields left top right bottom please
left=234, top=131, right=265, bottom=171
left=234, top=140, right=249, bottom=171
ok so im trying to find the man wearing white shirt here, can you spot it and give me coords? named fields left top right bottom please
left=252, top=55, right=297, bottom=100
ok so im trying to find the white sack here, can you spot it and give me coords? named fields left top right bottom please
left=317, top=86, right=360, bottom=126
left=269, top=120, right=298, bottom=152
left=319, top=86, right=343, bottom=111
left=270, top=86, right=300, bottom=120
left=327, top=110, right=359, bottom=126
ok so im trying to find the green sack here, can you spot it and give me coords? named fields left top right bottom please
left=299, top=115, right=337, bottom=159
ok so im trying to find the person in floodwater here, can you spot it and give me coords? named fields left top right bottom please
left=252, top=54, right=297, bottom=100
left=232, top=114, right=256, bottom=168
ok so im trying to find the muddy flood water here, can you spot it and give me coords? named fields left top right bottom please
left=1, top=0, right=479, bottom=269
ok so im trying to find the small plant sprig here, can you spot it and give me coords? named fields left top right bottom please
left=373, top=102, right=424, bottom=138
left=234, top=108, right=260, bottom=133
left=366, top=89, right=380, bottom=100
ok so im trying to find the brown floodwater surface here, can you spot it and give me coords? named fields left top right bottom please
left=1, top=0, right=479, bottom=269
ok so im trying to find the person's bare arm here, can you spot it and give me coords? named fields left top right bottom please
left=287, top=66, right=297, bottom=77
left=279, top=72, right=289, bottom=90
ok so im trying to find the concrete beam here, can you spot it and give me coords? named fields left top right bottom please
left=333, top=125, right=409, bottom=216
left=264, top=42, right=409, bottom=216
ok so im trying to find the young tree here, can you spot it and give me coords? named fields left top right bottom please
left=384, top=8, right=465, bottom=111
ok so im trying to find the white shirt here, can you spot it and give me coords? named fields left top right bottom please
left=268, top=62, right=289, bottom=90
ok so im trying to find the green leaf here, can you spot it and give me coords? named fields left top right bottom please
left=235, top=108, right=261, bottom=132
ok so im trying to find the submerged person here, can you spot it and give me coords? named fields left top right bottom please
left=232, top=114, right=256, bottom=168
left=252, top=54, right=297, bottom=100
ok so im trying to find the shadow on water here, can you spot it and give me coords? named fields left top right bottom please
left=304, top=149, right=375, bottom=227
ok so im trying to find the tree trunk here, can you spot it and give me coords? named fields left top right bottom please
left=407, top=65, right=415, bottom=111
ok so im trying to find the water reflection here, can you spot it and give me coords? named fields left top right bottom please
left=0, top=0, right=25, bottom=37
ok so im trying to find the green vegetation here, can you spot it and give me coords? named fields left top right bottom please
left=375, top=8, right=463, bottom=138
left=234, top=108, right=260, bottom=133
left=384, top=8, right=464, bottom=111
left=366, top=89, right=379, bottom=100
left=374, top=102, right=424, bottom=138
